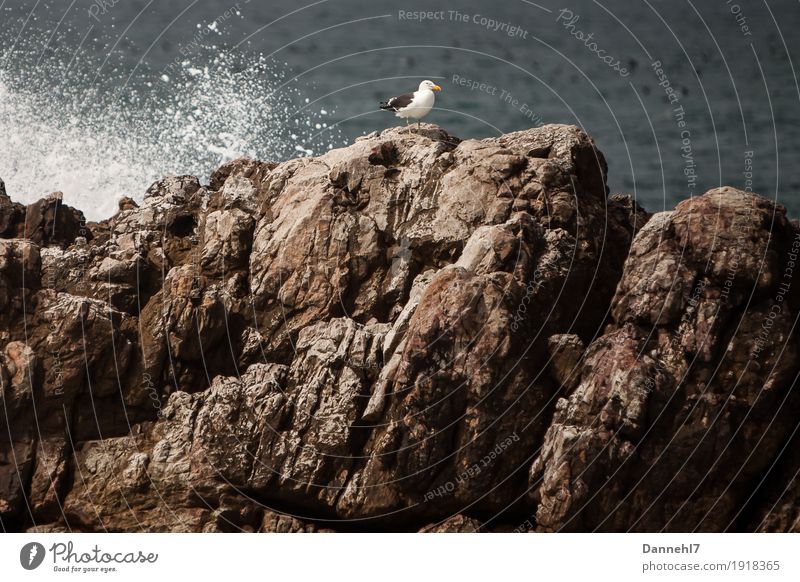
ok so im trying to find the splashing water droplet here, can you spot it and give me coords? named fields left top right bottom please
left=0, top=44, right=342, bottom=220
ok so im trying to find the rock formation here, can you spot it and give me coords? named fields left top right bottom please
left=0, top=125, right=798, bottom=532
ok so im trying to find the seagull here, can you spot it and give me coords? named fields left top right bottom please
left=380, top=80, right=442, bottom=132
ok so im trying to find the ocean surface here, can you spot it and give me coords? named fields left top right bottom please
left=1, top=0, right=799, bottom=220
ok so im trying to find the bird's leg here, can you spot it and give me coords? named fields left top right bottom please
left=417, top=120, right=421, bottom=130
left=405, top=118, right=410, bottom=135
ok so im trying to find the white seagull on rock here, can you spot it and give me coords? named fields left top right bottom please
left=380, top=80, right=442, bottom=132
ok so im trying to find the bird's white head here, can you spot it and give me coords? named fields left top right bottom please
left=419, top=80, right=442, bottom=92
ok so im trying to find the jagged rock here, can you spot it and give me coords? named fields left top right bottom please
left=244, top=123, right=626, bottom=362
left=547, top=334, right=584, bottom=393
left=28, top=438, right=68, bottom=522
left=0, top=239, right=40, bottom=326
left=259, top=510, right=322, bottom=533
left=420, top=514, right=483, bottom=532
left=0, top=179, right=26, bottom=237
left=200, top=208, right=254, bottom=277
left=24, top=192, right=92, bottom=249
left=117, top=196, right=139, bottom=212
left=530, top=187, right=800, bottom=532
left=0, top=341, right=37, bottom=421
left=0, top=127, right=796, bottom=532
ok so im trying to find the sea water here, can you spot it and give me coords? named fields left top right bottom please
left=1, top=0, right=798, bottom=218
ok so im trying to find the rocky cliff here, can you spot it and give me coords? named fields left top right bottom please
left=1, top=124, right=798, bottom=532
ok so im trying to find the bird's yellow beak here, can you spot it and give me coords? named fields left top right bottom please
left=432, top=84, right=442, bottom=91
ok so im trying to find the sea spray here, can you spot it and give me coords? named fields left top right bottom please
left=0, top=46, right=340, bottom=221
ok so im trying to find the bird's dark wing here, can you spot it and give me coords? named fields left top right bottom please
left=380, top=92, right=415, bottom=111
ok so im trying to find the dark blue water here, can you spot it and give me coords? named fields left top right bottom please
left=1, top=0, right=799, bottom=218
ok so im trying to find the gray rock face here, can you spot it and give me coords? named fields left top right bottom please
left=0, top=124, right=797, bottom=532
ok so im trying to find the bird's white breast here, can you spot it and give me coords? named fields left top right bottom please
left=396, top=89, right=435, bottom=119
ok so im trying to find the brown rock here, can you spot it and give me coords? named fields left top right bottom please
left=531, top=188, right=800, bottom=532
left=28, top=438, right=68, bottom=522
left=420, top=514, right=483, bottom=532
left=0, top=239, right=40, bottom=325
left=2, top=129, right=795, bottom=533
left=0, top=179, right=26, bottom=237
left=24, top=192, right=92, bottom=248
left=547, top=333, right=584, bottom=393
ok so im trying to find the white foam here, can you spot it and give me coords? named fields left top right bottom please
left=0, top=52, right=340, bottom=220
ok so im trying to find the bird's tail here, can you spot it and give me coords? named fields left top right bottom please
left=379, top=102, right=394, bottom=111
